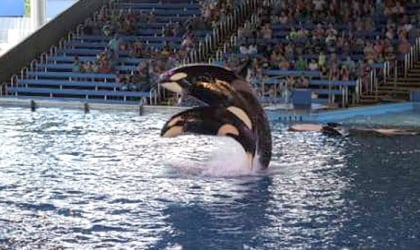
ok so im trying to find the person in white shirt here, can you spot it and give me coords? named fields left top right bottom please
left=308, top=59, right=319, bottom=71
left=312, top=0, right=325, bottom=12
left=239, top=44, right=249, bottom=55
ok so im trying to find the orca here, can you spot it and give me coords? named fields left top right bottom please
left=159, top=64, right=272, bottom=169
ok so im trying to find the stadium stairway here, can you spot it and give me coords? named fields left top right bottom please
left=360, top=60, right=420, bottom=105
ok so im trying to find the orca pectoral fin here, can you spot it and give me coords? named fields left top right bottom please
left=160, top=106, right=224, bottom=137
left=161, top=106, right=257, bottom=165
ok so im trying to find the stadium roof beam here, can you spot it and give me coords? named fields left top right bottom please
left=31, top=0, right=46, bottom=31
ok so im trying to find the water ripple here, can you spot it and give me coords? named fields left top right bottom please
left=0, top=108, right=419, bottom=249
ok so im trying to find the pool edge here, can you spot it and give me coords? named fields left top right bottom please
left=0, top=97, right=418, bottom=121
left=266, top=102, right=418, bottom=123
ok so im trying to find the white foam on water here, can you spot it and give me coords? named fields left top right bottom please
left=163, top=136, right=261, bottom=177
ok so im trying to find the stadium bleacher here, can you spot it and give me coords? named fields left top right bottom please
left=5, top=0, right=219, bottom=104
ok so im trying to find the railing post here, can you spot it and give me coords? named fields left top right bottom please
left=355, top=78, right=360, bottom=103
left=383, top=62, right=387, bottom=84
left=411, top=47, right=415, bottom=68
left=374, top=69, right=378, bottom=98
left=369, top=70, right=374, bottom=93
left=194, top=0, right=258, bottom=62
left=394, top=60, right=398, bottom=87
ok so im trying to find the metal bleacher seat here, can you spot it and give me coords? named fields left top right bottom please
left=26, top=71, right=116, bottom=81
left=309, top=80, right=358, bottom=88
left=115, top=3, right=200, bottom=10
left=263, top=69, right=321, bottom=78
left=17, top=79, right=121, bottom=91
left=73, top=36, right=183, bottom=44
left=8, top=87, right=150, bottom=101
left=47, top=56, right=149, bottom=65
left=35, top=63, right=139, bottom=73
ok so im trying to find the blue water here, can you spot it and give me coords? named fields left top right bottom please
left=0, top=107, right=420, bottom=249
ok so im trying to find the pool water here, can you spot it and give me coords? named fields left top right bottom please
left=0, top=107, right=420, bottom=249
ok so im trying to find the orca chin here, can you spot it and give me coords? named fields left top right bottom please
left=159, top=64, right=272, bottom=169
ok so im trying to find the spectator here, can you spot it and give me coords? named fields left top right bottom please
left=98, top=60, right=112, bottom=73
left=102, top=21, right=114, bottom=37
left=279, top=59, right=291, bottom=70
left=308, top=59, right=319, bottom=71
left=108, top=34, right=122, bottom=52
left=343, top=56, right=356, bottom=75
left=295, top=56, right=308, bottom=71
left=398, top=37, right=411, bottom=54
left=72, top=56, right=81, bottom=72
left=260, top=23, right=273, bottom=39
left=340, top=65, right=350, bottom=81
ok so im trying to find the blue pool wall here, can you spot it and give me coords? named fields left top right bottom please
left=267, top=102, right=419, bottom=123
left=412, top=91, right=420, bottom=103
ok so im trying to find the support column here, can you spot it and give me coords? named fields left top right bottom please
left=31, top=0, right=46, bottom=32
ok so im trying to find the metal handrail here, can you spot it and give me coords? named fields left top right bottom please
left=20, top=67, right=29, bottom=80
left=366, top=37, right=420, bottom=101
left=76, top=24, right=84, bottom=37
left=186, top=0, right=258, bottom=64
left=58, top=37, right=66, bottom=50
left=10, top=75, right=18, bottom=88
left=40, top=52, right=48, bottom=64
left=403, top=38, right=420, bottom=77
left=49, top=46, right=57, bottom=57
left=30, top=59, right=38, bottom=72
left=210, top=6, right=260, bottom=65
left=149, top=87, right=159, bottom=105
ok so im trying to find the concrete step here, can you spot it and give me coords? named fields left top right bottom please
left=359, top=96, right=407, bottom=104
left=393, top=77, right=420, bottom=82
left=380, top=85, right=420, bottom=91
left=380, top=83, right=419, bottom=88
left=376, top=89, right=410, bottom=94
left=369, top=90, right=410, bottom=100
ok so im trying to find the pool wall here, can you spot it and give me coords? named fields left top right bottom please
left=267, top=103, right=419, bottom=123
left=0, top=97, right=418, bottom=122
left=412, top=91, right=420, bottom=103
left=0, top=97, right=187, bottom=114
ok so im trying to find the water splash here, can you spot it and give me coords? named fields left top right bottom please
left=163, top=135, right=260, bottom=177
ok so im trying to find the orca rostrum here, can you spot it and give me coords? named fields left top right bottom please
left=159, top=64, right=272, bottom=169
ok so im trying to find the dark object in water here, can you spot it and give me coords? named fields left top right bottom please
left=289, top=123, right=420, bottom=137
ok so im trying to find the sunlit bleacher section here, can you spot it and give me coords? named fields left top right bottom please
left=210, top=0, right=420, bottom=107
left=5, top=0, right=220, bottom=104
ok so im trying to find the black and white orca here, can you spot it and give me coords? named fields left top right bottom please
left=159, top=64, right=272, bottom=169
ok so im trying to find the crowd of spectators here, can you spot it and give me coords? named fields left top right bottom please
left=74, top=1, right=236, bottom=92
left=67, top=0, right=418, bottom=103
left=222, top=0, right=418, bottom=100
